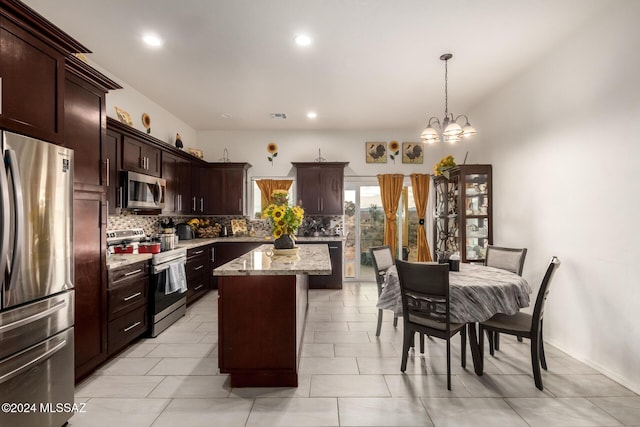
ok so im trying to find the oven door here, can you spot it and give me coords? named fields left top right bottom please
left=122, top=170, right=165, bottom=209
left=151, top=259, right=187, bottom=315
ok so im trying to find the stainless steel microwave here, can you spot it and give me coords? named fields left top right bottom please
left=121, top=170, right=166, bottom=210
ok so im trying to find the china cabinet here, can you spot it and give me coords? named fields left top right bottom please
left=433, top=164, right=492, bottom=263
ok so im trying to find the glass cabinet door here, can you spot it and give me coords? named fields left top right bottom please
left=463, top=173, right=490, bottom=262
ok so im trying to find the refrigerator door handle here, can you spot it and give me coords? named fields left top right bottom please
left=0, top=338, right=67, bottom=385
left=0, top=150, right=10, bottom=288
left=0, top=299, right=67, bottom=334
left=5, top=150, right=24, bottom=293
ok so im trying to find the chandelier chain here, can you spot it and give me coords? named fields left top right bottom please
left=444, top=58, right=449, bottom=117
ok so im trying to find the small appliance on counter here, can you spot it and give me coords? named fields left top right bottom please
left=176, top=223, right=194, bottom=240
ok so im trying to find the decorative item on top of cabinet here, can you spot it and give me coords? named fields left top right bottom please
left=175, top=133, right=183, bottom=149
left=141, top=113, right=151, bottom=133
left=292, top=162, right=348, bottom=215
left=433, top=164, right=492, bottom=264
left=114, top=106, right=133, bottom=126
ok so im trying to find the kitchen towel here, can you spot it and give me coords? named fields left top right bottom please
left=166, top=262, right=187, bottom=294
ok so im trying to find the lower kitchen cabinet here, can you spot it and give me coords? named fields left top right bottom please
left=211, top=242, right=262, bottom=289
left=107, top=260, right=150, bottom=355
left=186, top=245, right=212, bottom=304
left=298, top=241, right=343, bottom=289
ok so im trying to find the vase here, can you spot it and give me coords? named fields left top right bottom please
left=274, top=234, right=295, bottom=249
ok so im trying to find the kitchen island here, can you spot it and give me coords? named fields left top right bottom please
left=213, top=244, right=331, bottom=387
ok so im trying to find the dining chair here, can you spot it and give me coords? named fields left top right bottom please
left=484, top=245, right=528, bottom=354
left=370, top=245, right=398, bottom=336
left=479, top=256, right=561, bottom=390
left=395, top=260, right=466, bottom=390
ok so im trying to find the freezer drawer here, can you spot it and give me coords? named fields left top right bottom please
left=0, top=291, right=74, bottom=361
left=0, top=327, right=75, bottom=427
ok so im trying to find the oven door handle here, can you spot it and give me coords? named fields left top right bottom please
left=152, top=259, right=186, bottom=275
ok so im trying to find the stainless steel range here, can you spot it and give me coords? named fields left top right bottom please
left=107, top=229, right=187, bottom=337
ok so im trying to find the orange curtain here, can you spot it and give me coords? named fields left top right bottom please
left=256, top=179, right=293, bottom=212
left=410, top=173, right=433, bottom=262
left=377, top=174, right=404, bottom=259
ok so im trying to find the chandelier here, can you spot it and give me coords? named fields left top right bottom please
left=421, top=53, right=477, bottom=144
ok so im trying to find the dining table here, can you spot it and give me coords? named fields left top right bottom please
left=377, top=262, right=531, bottom=375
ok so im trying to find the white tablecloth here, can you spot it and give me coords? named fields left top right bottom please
left=377, top=263, right=531, bottom=324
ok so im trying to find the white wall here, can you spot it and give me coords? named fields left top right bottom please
left=196, top=129, right=472, bottom=179
left=464, top=1, right=640, bottom=393
left=87, top=62, right=198, bottom=150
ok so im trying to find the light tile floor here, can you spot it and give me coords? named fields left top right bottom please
left=69, top=282, right=640, bottom=427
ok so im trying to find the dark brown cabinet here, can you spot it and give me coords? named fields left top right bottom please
left=162, top=151, right=192, bottom=214
left=107, top=260, right=149, bottom=355
left=433, top=164, right=493, bottom=263
left=298, top=241, right=343, bottom=289
left=72, top=191, right=107, bottom=382
left=293, top=162, right=348, bottom=215
left=186, top=245, right=212, bottom=304
left=104, top=129, right=122, bottom=214
left=64, top=55, right=120, bottom=382
left=0, top=15, right=64, bottom=143
left=192, top=163, right=251, bottom=215
left=122, top=135, right=161, bottom=176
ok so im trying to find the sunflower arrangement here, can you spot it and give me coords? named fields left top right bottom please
left=262, top=190, right=304, bottom=239
left=433, top=155, right=456, bottom=177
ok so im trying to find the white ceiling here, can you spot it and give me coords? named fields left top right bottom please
left=23, top=0, right=609, bottom=132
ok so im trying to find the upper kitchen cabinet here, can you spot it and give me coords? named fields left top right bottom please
left=122, top=135, right=161, bottom=177
left=64, top=55, right=121, bottom=192
left=0, top=1, right=89, bottom=144
left=162, top=151, right=192, bottom=215
left=192, top=163, right=251, bottom=215
left=292, top=162, right=348, bottom=215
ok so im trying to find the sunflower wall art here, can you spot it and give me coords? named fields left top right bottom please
left=267, top=142, right=278, bottom=165
left=402, top=142, right=424, bottom=164
left=388, top=141, right=400, bottom=163
left=365, top=142, right=387, bottom=163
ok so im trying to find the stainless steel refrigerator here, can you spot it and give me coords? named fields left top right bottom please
left=0, top=131, right=75, bottom=427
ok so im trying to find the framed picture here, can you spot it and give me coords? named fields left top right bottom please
left=114, top=106, right=133, bottom=126
left=188, top=147, right=204, bottom=159
left=365, top=142, right=387, bottom=163
left=402, top=142, right=424, bottom=164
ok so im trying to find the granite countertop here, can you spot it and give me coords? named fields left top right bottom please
left=213, top=244, right=331, bottom=276
left=107, top=236, right=344, bottom=270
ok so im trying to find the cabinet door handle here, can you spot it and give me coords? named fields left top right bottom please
left=320, top=197, right=324, bottom=211
left=124, top=268, right=143, bottom=277
left=194, top=265, right=204, bottom=271
left=106, top=158, right=110, bottom=186
left=238, top=198, right=242, bottom=213
left=200, top=198, right=204, bottom=212
left=211, top=247, right=215, bottom=262
left=123, top=321, right=141, bottom=332
left=118, top=187, right=123, bottom=208
left=0, top=77, right=2, bottom=115
left=192, top=196, right=196, bottom=212
left=329, top=246, right=339, bottom=249
left=123, top=292, right=142, bottom=301
left=193, top=250, right=204, bottom=255
left=194, top=284, right=204, bottom=291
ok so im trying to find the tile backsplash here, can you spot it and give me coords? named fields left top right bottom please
left=108, top=213, right=343, bottom=238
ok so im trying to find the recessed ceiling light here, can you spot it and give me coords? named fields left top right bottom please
left=294, top=35, right=312, bottom=46
left=142, top=34, right=163, bottom=47
left=307, top=112, right=317, bottom=119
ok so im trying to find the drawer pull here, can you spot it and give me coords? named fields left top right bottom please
left=194, top=285, right=204, bottom=291
left=123, top=292, right=142, bottom=302
left=123, top=321, right=141, bottom=332
left=124, top=268, right=143, bottom=277
left=329, top=246, right=339, bottom=249
left=193, top=250, right=204, bottom=255
left=194, top=265, right=204, bottom=271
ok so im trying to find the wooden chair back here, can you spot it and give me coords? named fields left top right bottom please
left=485, top=245, right=528, bottom=276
